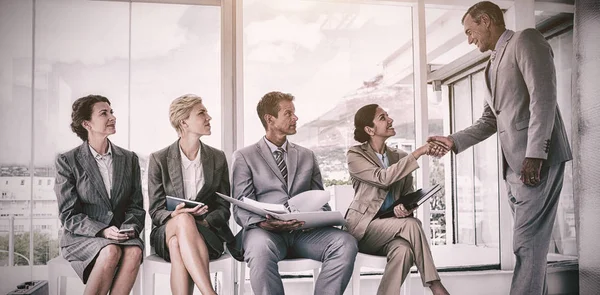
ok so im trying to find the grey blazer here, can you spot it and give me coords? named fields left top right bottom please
left=54, top=141, right=145, bottom=281
left=450, top=29, right=572, bottom=176
left=231, top=138, right=329, bottom=230
left=147, top=140, right=235, bottom=244
left=345, top=143, right=419, bottom=240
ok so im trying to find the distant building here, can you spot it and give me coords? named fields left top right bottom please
left=0, top=165, right=60, bottom=240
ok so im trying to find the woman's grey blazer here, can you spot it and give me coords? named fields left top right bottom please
left=147, top=140, right=235, bottom=246
left=54, top=141, right=145, bottom=282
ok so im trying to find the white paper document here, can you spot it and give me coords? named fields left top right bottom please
left=216, top=191, right=346, bottom=229
left=242, top=197, right=287, bottom=214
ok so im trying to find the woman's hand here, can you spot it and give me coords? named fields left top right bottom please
left=411, top=143, right=431, bottom=159
left=101, top=226, right=129, bottom=241
left=170, top=202, right=209, bottom=218
left=393, top=204, right=417, bottom=218
left=427, top=136, right=453, bottom=158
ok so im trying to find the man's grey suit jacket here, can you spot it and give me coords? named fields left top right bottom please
left=450, top=28, right=572, bottom=176
left=231, top=138, right=330, bottom=230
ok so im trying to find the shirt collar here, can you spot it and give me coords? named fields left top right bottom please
left=264, top=137, right=288, bottom=154
left=89, top=142, right=112, bottom=160
left=179, top=143, right=201, bottom=169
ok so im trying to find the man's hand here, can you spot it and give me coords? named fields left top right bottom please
left=258, top=215, right=305, bottom=232
left=170, top=202, right=209, bottom=218
left=520, top=158, right=544, bottom=186
left=393, top=204, right=417, bottom=218
left=427, top=136, right=454, bottom=158
left=101, top=226, right=129, bottom=241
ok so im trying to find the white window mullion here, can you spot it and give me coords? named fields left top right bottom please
left=221, top=0, right=235, bottom=161
left=442, top=84, right=453, bottom=246
left=412, top=0, right=431, bottom=242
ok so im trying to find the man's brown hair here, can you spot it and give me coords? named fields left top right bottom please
left=256, top=91, right=295, bottom=130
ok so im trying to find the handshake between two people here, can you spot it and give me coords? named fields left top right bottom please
left=412, top=135, right=454, bottom=159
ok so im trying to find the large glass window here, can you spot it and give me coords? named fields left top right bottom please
left=425, top=7, right=477, bottom=248
left=471, top=72, right=500, bottom=250
left=0, top=1, right=221, bottom=293
left=0, top=0, right=34, bottom=280
left=548, top=30, right=576, bottom=258
left=449, top=71, right=500, bottom=266
left=32, top=0, right=130, bottom=273
left=129, top=3, right=222, bottom=252
left=243, top=0, right=414, bottom=188
left=130, top=2, right=222, bottom=155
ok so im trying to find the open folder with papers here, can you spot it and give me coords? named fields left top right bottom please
left=374, top=184, right=442, bottom=219
left=216, top=191, right=346, bottom=229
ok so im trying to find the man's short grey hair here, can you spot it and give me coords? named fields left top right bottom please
left=462, top=1, right=505, bottom=28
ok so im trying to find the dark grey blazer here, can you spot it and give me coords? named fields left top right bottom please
left=147, top=140, right=235, bottom=245
left=54, top=141, right=145, bottom=282
left=451, top=29, right=572, bottom=176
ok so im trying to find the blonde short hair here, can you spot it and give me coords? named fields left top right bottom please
left=169, top=94, right=203, bottom=135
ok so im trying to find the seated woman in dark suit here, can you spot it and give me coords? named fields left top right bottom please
left=148, top=94, right=235, bottom=295
left=344, top=104, right=450, bottom=295
left=54, top=94, right=145, bottom=295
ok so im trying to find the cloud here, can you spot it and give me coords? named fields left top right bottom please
left=33, top=1, right=195, bottom=66
left=244, top=15, right=324, bottom=55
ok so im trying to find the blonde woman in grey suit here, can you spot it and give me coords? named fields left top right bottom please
left=54, top=95, right=145, bottom=295
left=148, top=94, right=235, bottom=295
left=345, top=104, right=449, bottom=295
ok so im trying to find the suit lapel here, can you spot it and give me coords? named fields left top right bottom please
left=110, top=142, right=125, bottom=207
left=491, top=30, right=514, bottom=106
left=167, top=140, right=185, bottom=199
left=484, top=61, right=492, bottom=92
left=257, top=139, right=287, bottom=187
left=197, top=141, right=214, bottom=200
left=386, top=147, right=399, bottom=166
left=483, top=61, right=497, bottom=114
left=362, top=143, right=384, bottom=168
left=287, top=142, right=298, bottom=189
left=76, top=142, right=112, bottom=208
left=386, top=147, right=402, bottom=200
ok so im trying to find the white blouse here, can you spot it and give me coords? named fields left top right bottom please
left=179, top=144, right=205, bottom=200
left=89, top=143, right=113, bottom=199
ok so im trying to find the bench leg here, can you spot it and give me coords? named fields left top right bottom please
left=220, top=269, right=234, bottom=295
left=58, top=276, right=68, bottom=295
left=143, top=270, right=155, bottom=295
left=351, top=267, right=360, bottom=295
left=131, top=269, right=142, bottom=295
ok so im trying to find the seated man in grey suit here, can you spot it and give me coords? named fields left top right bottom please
left=232, top=91, right=358, bottom=295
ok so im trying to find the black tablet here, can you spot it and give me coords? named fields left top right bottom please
left=166, top=196, right=205, bottom=211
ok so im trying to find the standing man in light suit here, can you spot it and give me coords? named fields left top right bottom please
left=428, top=2, right=572, bottom=295
left=231, top=91, right=358, bottom=295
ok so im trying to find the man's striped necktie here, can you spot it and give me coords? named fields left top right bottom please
left=274, top=148, right=288, bottom=183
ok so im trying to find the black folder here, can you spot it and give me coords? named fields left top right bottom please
left=374, top=184, right=442, bottom=219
